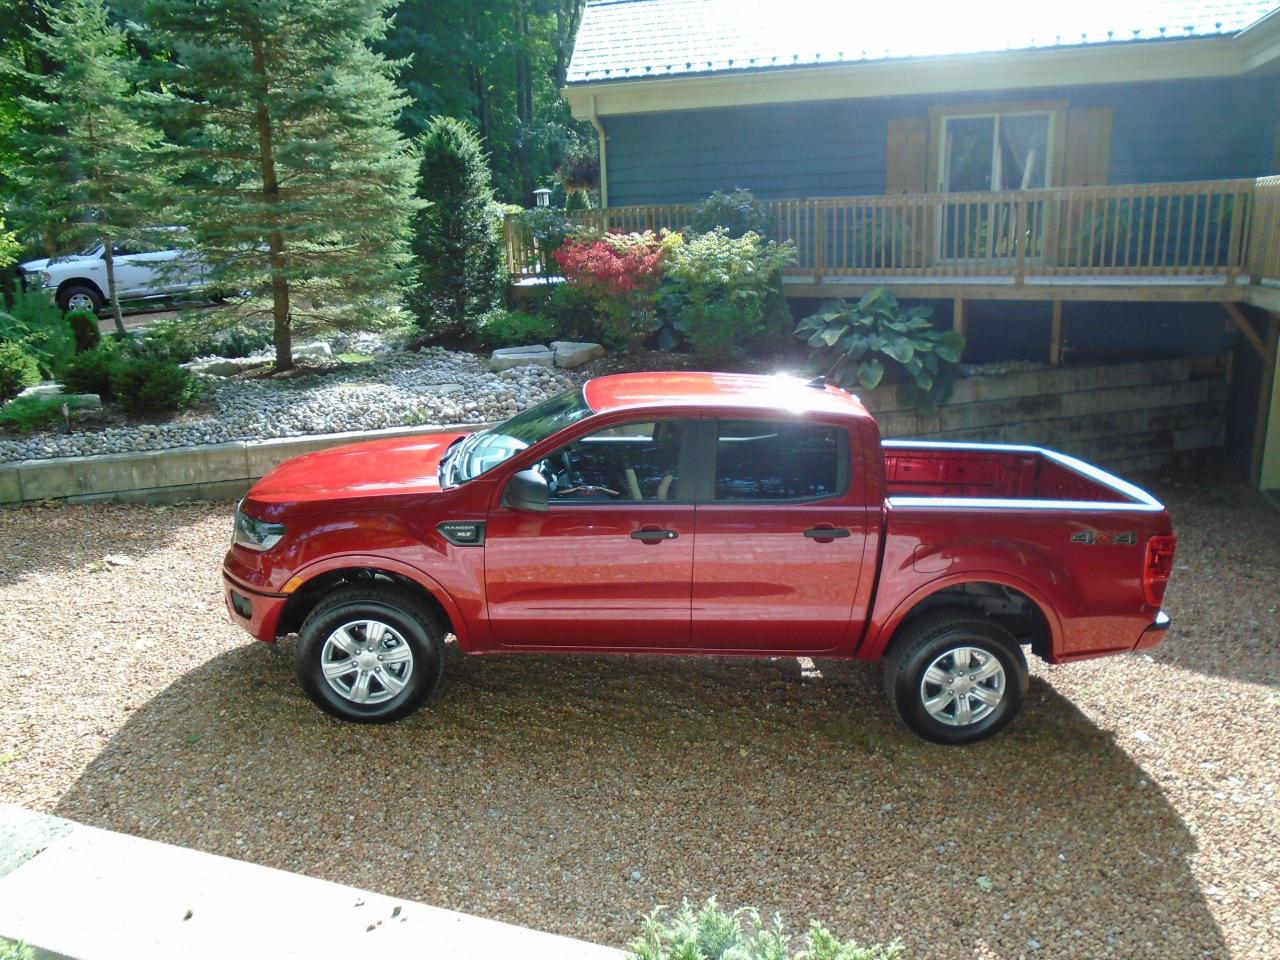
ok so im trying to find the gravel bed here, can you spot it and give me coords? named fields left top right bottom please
left=0, top=476, right=1276, bottom=957
left=0, top=347, right=578, bottom=463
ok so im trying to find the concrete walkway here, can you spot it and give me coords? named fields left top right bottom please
left=0, top=805, right=622, bottom=960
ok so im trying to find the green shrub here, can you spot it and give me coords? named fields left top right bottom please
left=67, top=308, right=102, bottom=353
left=692, top=188, right=772, bottom=239
left=475, top=308, right=557, bottom=348
left=109, top=355, right=201, bottom=414
left=62, top=344, right=119, bottom=400
left=628, top=899, right=902, bottom=960
left=662, top=228, right=796, bottom=361
left=411, top=116, right=503, bottom=337
left=512, top=207, right=579, bottom=277
left=0, top=283, right=74, bottom=376
left=795, top=288, right=964, bottom=410
left=0, top=393, right=98, bottom=431
left=542, top=281, right=603, bottom=342
left=0, top=340, right=41, bottom=401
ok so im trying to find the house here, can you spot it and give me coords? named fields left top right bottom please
left=527, top=0, right=1280, bottom=491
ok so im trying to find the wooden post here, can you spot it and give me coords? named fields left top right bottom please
left=1250, top=313, right=1279, bottom=485
left=1224, top=302, right=1267, bottom=361
left=1050, top=301, right=1064, bottom=365
left=953, top=298, right=966, bottom=357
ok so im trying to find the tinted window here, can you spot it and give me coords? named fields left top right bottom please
left=714, top=419, right=845, bottom=501
left=538, top=420, right=687, bottom=502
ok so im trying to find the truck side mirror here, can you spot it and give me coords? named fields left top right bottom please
left=503, top=469, right=549, bottom=512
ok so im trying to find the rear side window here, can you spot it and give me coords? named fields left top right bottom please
left=713, top=419, right=847, bottom=501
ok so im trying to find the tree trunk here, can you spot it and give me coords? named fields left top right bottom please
left=251, top=39, right=291, bottom=372
left=100, top=238, right=126, bottom=337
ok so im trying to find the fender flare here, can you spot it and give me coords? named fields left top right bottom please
left=57, top=276, right=106, bottom=301
left=284, top=553, right=472, bottom=649
left=861, top=569, right=1064, bottom=661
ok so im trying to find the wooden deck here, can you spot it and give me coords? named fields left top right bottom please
left=505, top=177, right=1280, bottom=307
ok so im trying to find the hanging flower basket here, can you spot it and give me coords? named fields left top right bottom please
left=558, top=151, right=600, bottom=192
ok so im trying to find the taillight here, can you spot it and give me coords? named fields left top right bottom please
left=1143, top=534, right=1177, bottom=607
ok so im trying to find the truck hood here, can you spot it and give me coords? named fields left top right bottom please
left=18, top=257, right=51, bottom=272
left=247, top=431, right=472, bottom=507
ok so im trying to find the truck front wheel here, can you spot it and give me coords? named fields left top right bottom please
left=883, top=611, right=1028, bottom=745
left=295, top=585, right=445, bottom=723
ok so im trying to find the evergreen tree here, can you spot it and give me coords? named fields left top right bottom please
left=14, top=0, right=162, bottom=336
left=411, top=116, right=502, bottom=336
left=122, top=0, right=419, bottom=371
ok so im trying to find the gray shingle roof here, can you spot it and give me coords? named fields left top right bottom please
left=567, top=0, right=1279, bottom=83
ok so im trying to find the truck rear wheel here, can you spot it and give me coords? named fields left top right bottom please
left=295, top=584, right=444, bottom=723
left=883, top=610, right=1028, bottom=745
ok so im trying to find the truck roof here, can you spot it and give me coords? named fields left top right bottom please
left=582, top=371, right=872, bottom=418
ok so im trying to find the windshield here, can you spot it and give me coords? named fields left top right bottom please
left=444, top=388, right=593, bottom=484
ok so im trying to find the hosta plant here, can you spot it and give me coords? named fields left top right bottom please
left=795, top=288, right=964, bottom=410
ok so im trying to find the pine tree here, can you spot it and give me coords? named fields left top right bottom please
left=122, top=0, right=420, bottom=371
left=411, top=116, right=501, bottom=336
left=14, top=0, right=163, bottom=336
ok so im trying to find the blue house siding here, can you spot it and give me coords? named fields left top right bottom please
left=604, top=77, right=1280, bottom=206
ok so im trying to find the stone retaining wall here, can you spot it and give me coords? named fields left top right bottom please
left=0, top=358, right=1224, bottom=506
left=865, top=357, right=1225, bottom=475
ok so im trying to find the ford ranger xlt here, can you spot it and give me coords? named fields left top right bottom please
left=223, top=372, right=1175, bottom=744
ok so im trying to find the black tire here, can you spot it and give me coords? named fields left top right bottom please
left=295, top=584, right=445, bottom=724
left=883, top=609, right=1029, bottom=745
left=57, top=283, right=104, bottom=314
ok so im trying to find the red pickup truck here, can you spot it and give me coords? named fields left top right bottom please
left=223, top=371, right=1175, bottom=744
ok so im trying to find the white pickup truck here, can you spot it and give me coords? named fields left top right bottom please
left=19, top=232, right=209, bottom=313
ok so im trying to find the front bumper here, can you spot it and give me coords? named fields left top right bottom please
left=223, top=572, right=288, bottom=643
left=1133, top=610, right=1171, bottom=651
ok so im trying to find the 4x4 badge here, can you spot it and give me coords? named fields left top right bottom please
left=1071, top=531, right=1137, bottom=545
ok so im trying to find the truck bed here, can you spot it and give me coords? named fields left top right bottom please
left=882, top=440, right=1159, bottom=507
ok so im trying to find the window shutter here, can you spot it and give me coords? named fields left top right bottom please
left=1063, top=107, right=1113, bottom=186
left=886, top=117, right=928, bottom=194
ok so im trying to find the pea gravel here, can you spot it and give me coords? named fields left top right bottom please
left=0, top=474, right=1276, bottom=958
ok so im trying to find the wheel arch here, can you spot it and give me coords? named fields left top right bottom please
left=56, top=277, right=105, bottom=302
left=274, top=558, right=468, bottom=648
left=867, top=573, right=1061, bottom=663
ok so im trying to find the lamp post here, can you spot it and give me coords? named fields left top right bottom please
left=533, top=187, right=552, bottom=208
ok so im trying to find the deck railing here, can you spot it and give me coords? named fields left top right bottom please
left=506, top=177, right=1280, bottom=286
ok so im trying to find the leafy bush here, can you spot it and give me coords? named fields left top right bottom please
left=692, top=188, right=772, bottom=239
left=512, top=207, right=579, bottom=277
left=62, top=343, right=120, bottom=400
left=109, top=355, right=201, bottom=414
left=628, top=899, right=902, bottom=960
left=475, top=308, right=557, bottom=348
left=556, top=230, right=680, bottom=351
left=542, top=281, right=603, bottom=342
left=0, top=340, right=41, bottom=401
left=67, top=308, right=102, bottom=353
left=662, top=229, right=795, bottom=360
left=795, top=288, right=964, bottom=409
left=0, top=283, right=74, bottom=376
left=0, top=218, right=19, bottom=270
left=411, top=116, right=503, bottom=337
left=0, top=936, right=35, bottom=960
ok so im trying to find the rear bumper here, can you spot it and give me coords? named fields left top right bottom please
left=223, top=572, right=288, bottom=643
left=1133, top=610, right=1172, bottom=651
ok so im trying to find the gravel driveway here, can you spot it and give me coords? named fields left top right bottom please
left=0, top=474, right=1276, bottom=958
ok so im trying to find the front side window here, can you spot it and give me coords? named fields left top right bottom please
left=713, top=419, right=846, bottom=502
left=536, top=420, right=687, bottom=502
left=445, top=388, right=593, bottom=484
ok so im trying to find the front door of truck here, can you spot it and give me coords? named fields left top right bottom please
left=485, top=418, right=695, bottom=649
left=691, top=417, right=871, bottom=652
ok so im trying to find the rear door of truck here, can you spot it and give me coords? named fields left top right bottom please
left=690, top=416, right=875, bottom=652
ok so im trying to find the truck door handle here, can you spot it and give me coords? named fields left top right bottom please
left=803, top=526, right=851, bottom=541
left=631, top=527, right=678, bottom=543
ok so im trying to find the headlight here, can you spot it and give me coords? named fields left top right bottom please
left=233, top=503, right=286, bottom=551
left=39, top=271, right=52, bottom=286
